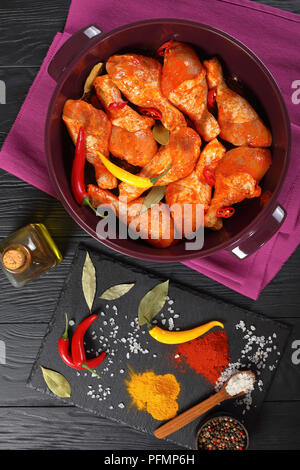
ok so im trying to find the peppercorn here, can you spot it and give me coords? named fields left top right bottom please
left=197, top=415, right=249, bottom=450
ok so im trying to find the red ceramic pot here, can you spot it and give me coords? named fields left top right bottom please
left=45, top=19, right=290, bottom=262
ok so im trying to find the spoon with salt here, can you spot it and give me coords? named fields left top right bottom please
left=154, top=370, right=255, bottom=439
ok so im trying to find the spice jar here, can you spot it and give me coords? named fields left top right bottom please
left=195, top=413, right=249, bottom=450
left=0, top=223, right=62, bottom=287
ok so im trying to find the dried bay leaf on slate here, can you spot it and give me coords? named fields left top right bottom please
left=140, top=186, right=166, bottom=214
left=99, top=283, right=135, bottom=300
left=138, top=280, right=169, bottom=326
left=81, top=62, right=103, bottom=100
left=82, top=251, right=96, bottom=312
left=40, top=366, right=71, bottom=398
left=152, top=121, right=170, bottom=145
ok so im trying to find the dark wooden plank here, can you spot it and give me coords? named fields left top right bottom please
left=0, top=402, right=298, bottom=450
left=265, top=318, right=300, bottom=401
left=250, top=401, right=300, bottom=450
left=0, top=324, right=68, bottom=405
left=252, top=0, right=300, bottom=13
left=0, top=407, right=183, bottom=450
left=0, top=0, right=71, bottom=66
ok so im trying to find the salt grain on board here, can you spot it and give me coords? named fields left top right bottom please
left=215, top=320, right=281, bottom=414
left=85, top=298, right=181, bottom=404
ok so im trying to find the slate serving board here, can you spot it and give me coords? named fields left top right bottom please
left=27, top=244, right=291, bottom=450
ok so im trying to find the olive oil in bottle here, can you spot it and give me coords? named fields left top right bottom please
left=0, top=223, right=62, bottom=287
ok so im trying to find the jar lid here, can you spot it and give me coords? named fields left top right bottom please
left=1, top=244, right=31, bottom=273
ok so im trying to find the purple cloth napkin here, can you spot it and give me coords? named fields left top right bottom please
left=0, top=0, right=299, bottom=299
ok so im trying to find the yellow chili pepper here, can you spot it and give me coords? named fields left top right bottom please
left=97, top=151, right=172, bottom=188
left=148, top=321, right=224, bottom=344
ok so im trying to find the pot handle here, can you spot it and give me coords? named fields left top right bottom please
left=48, top=25, right=103, bottom=82
left=228, top=204, right=287, bottom=260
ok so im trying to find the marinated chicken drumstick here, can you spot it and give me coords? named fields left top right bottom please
left=87, top=185, right=176, bottom=248
left=62, top=99, right=117, bottom=189
left=94, top=75, right=158, bottom=166
left=160, top=41, right=220, bottom=142
left=106, top=53, right=186, bottom=131
left=118, top=126, right=201, bottom=202
left=204, top=147, right=272, bottom=230
left=165, top=138, right=226, bottom=237
left=203, top=57, right=272, bottom=147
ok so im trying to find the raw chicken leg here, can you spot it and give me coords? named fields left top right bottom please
left=93, top=75, right=158, bottom=167
left=160, top=41, right=220, bottom=141
left=87, top=185, right=176, bottom=248
left=106, top=54, right=186, bottom=131
left=166, top=138, right=226, bottom=237
left=205, top=146, right=272, bottom=230
left=118, top=127, right=201, bottom=202
left=94, top=75, right=154, bottom=131
left=62, top=99, right=117, bottom=189
left=203, top=57, right=272, bottom=147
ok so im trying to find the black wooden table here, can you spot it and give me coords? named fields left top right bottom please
left=0, top=0, right=299, bottom=451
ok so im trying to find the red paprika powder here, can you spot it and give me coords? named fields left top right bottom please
left=174, top=330, right=230, bottom=386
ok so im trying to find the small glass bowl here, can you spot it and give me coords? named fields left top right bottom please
left=195, top=412, right=249, bottom=450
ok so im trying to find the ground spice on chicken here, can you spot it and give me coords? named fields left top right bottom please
left=125, top=368, right=180, bottom=421
left=174, top=330, right=230, bottom=386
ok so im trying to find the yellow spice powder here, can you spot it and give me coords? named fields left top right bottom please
left=125, top=369, right=180, bottom=421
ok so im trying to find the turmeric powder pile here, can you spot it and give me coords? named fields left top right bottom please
left=125, top=369, right=180, bottom=421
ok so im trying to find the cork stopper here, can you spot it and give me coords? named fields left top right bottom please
left=1, top=244, right=31, bottom=273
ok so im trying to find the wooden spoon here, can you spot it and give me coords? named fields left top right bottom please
left=154, top=370, right=255, bottom=439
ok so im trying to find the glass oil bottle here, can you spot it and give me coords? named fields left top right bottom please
left=0, top=223, right=63, bottom=287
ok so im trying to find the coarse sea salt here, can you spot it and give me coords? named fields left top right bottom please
left=215, top=320, right=281, bottom=414
left=85, top=299, right=181, bottom=403
left=225, top=372, right=255, bottom=396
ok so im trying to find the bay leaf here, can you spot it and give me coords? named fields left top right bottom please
left=40, top=366, right=71, bottom=398
left=138, top=280, right=169, bottom=326
left=82, top=252, right=96, bottom=312
left=99, top=283, right=135, bottom=300
left=81, top=62, right=103, bottom=100
left=152, top=121, right=170, bottom=145
left=140, top=186, right=166, bottom=214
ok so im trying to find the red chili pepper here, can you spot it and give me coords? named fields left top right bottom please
left=108, top=101, right=128, bottom=111
left=71, top=314, right=103, bottom=377
left=216, top=206, right=235, bottom=218
left=156, top=40, right=174, bottom=56
left=71, top=126, right=98, bottom=215
left=138, top=107, right=162, bottom=120
left=203, top=167, right=216, bottom=186
left=207, top=87, right=217, bottom=110
left=58, top=313, right=106, bottom=373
